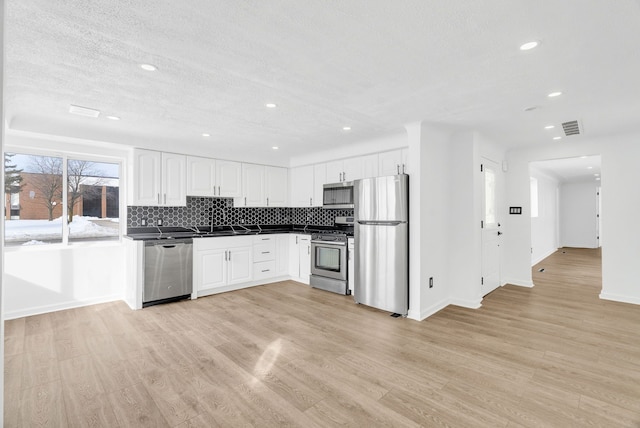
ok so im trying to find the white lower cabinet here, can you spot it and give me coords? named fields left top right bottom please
left=289, top=234, right=311, bottom=284
left=194, top=234, right=291, bottom=298
left=193, top=236, right=253, bottom=297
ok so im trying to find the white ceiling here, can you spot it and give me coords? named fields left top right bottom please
left=5, top=1, right=640, bottom=165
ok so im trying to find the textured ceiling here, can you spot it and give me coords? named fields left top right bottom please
left=5, top=1, right=640, bottom=165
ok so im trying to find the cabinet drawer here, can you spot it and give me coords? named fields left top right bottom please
left=253, top=260, right=276, bottom=280
left=253, top=242, right=276, bottom=262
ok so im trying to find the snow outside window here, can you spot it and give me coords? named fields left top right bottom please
left=4, top=152, right=121, bottom=246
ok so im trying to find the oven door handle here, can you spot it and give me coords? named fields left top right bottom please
left=311, top=241, right=346, bottom=246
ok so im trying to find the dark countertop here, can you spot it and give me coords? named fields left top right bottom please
left=125, top=224, right=353, bottom=241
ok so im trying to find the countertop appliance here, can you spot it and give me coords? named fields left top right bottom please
left=309, top=216, right=353, bottom=295
left=323, top=181, right=355, bottom=209
left=354, top=174, right=409, bottom=316
left=143, top=237, right=193, bottom=307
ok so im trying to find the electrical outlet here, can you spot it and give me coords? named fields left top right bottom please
left=157, top=218, right=163, bottom=226
left=141, top=218, right=147, bottom=226
left=429, top=277, right=434, bottom=288
left=240, top=218, right=245, bottom=224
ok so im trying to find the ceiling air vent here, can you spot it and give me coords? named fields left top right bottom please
left=562, top=120, right=580, bottom=136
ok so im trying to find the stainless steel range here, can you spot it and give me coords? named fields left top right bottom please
left=309, top=217, right=353, bottom=295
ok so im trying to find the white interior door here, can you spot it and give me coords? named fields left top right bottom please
left=481, top=159, right=501, bottom=296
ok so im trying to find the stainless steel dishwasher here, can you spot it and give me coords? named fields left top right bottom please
left=143, top=238, right=193, bottom=307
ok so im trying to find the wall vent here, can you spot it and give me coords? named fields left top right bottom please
left=562, top=120, right=580, bottom=136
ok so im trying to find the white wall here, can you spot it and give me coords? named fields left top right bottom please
left=289, top=132, right=406, bottom=167
left=4, top=244, right=125, bottom=319
left=505, top=132, right=640, bottom=305
left=1, top=0, right=6, bottom=418
left=560, top=180, right=598, bottom=248
left=448, top=132, right=482, bottom=308
left=530, top=168, right=559, bottom=265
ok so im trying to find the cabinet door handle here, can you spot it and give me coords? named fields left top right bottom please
left=224, top=250, right=228, bottom=261
left=244, top=197, right=247, bottom=206
left=296, top=236, right=298, bottom=244
left=228, top=251, right=231, bottom=261
left=218, top=185, right=221, bottom=196
left=310, top=197, right=312, bottom=206
left=308, top=246, right=310, bottom=255
left=261, top=269, right=270, bottom=273
left=266, top=197, right=269, bottom=206
left=402, top=164, right=406, bottom=174
left=164, top=194, right=167, bottom=204
left=157, top=193, right=160, bottom=204
left=397, top=164, right=400, bottom=174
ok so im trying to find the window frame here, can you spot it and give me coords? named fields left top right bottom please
left=3, top=147, right=125, bottom=248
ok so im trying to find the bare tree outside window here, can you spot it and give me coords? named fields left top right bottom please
left=67, top=160, right=106, bottom=224
left=29, top=155, right=63, bottom=221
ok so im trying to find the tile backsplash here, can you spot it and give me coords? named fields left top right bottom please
left=127, top=197, right=353, bottom=228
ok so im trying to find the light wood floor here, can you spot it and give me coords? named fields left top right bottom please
left=5, top=247, right=640, bottom=427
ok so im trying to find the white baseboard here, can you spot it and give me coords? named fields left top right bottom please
left=599, top=292, right=640, bottom=306
left=450, top=297, right=482, bottom=309
left=503, top=278, right=535, bottom=288
left=4, top=294, right=123, bottom=320
left=407, top=298, right=450, bottom=321
left=531, top=248, right=558, bottom=266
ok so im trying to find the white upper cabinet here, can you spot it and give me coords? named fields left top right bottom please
left=290, top=165, right=314, bottom=207
left=216, top=160, right=242, bottom=198
left=265, top=166, right=288, bottom=206
left=241, top=163, right=265, bottom=207
left=378, top=148, right=409, bottom=175
left=325, top=160, right=344, bottom=183
left=186, top=157, right=243, bottom=198
left=186, top=156, right=216, bottom=197
left=342, top=157, right=363, bottom=182
left=131, top=149, right=186, bottom=206
left=239, top=164, right=288, bottom=207
left=313, top=163, right=326, bottom=206
left=132, top=149, right=161, bottom=205
left=361, top=153, right=379, bottom=178
left=162, top=153, right=187, bottom=206
left=378, top=149, right=404, bottom=176
left=325, top=156, right=375, bottom=182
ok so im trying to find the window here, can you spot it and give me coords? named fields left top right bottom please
left=530, top=177, right=539, bottom=218
left=484, top=166, right=497, bottom=226
left=4, top=152, right=121, bottom=246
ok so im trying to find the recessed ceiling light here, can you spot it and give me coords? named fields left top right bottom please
left=587, top=166, right=593, bottom=169
left=544, top=125, right=555, bottom=129
left=140, top=64, right=157, bottom=71
left=69, top=104, right=100, bottom=118
left=265, top=103, right=277, bottom=108
left=596, top=178, right=601, bottom=181
left=519, top=41, right=539, bottom=51
left=548, top=91, right=563, bottom=98
left=553, top=136, right=562, bottom=140
left=343, top=126, right=351, bottom=131
left=106, top=115, right=120, bottom=121
left=580, top=156, right=588, bottom=158
left=202, top=133, right=210, bottom=137
left=594, top=173, right=600, bottom=176
left=272, top=146, right=279, bottom=150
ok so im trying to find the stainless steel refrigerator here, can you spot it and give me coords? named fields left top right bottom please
left=354, top=174, right=409, bottom=316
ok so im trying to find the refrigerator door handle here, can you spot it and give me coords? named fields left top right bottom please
left=357, top=221, right=403, bottom=226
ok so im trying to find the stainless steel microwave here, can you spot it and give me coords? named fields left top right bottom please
left=323, top=181, right=354, bottom=209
